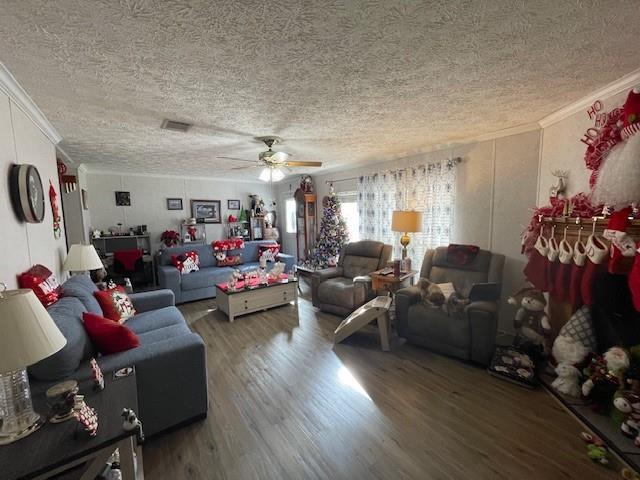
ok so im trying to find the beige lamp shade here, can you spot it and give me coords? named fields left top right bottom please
left=0, top=289, right=66, bottom=373
left=391, top=210, right=423, bottom=232
left=63, top=244, right=104, bottom=271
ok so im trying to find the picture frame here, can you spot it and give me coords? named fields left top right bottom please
left=115, top=191, right=131, bottom=206
left=81, top=189, right=89, bottom=210
left=166, top=198, right=183, bottom=210
left=227, top=199, right=241, bottom=210
left=191, top=199, right=221, bottom=223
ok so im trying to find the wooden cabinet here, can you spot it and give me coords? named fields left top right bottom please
left=294, top=189, right=316, bottom=261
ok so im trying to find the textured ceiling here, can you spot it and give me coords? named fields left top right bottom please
left=1, top=0, right=639, bottom=179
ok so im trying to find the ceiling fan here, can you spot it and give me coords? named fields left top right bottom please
left=217, top=136, right=322, bottom=182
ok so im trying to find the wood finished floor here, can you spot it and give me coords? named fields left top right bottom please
left=143, top=293, right=618, bottom=480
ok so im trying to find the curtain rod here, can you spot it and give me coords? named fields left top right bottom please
left=325, top=157, right=462, bottom=184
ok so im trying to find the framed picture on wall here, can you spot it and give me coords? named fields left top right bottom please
left=115, top=191, right=131, bottom=206
left=167, top=198, right=183, bottom=210
left=191, top=199, right=221, bottom=223
left=81, top=189, right=89, bottom=210
left=227, top=199, right=241, bottom=210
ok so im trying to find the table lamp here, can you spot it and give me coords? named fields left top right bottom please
left=0, top=287, right=66, bottom=444
left=63, top=244, right=104, bottom=273
left=391, top=210, right=423, bottom=259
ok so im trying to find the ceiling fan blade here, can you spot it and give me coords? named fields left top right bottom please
left=227, top=165, right=261, bottom=171
left=283, top=161, right=323, bottom=167
left=216, top=156, right=260, bottom=163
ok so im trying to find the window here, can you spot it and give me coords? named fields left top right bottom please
left=285, top=198, right=297, bottom=233
left=338, top=192, right=360, bottom=242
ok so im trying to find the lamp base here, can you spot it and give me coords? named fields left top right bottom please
left=0, top=368, right=45, bottom=445
left=400, top=234, right=411, bottom=259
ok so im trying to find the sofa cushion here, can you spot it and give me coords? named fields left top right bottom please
left=342, top=255, right=380, bottom=279
left=136, top=323, right=192, bottom=344
left=62, top=275, right=102, bottom=314
left=29, top=297, right=96, bottom=381
left=181, top=267, right=234, bottom=291
left=127, top=306, right=185, bottom=335
left=82, top=312, right=140, bottom=355
left=317, top=277, right=355, bottom=308
left=407, top=304, right=470, bottom=349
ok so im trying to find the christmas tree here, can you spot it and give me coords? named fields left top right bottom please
left=305, top=185, right=349, bottom=269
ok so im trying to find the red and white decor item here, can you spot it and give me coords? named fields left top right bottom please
left=75, top=403, right=98, bottom=437
left=48, top=180, right=62, bottom=239
left=18, top=264, right=62, bottom=307
left=171, top=251, right=200, bottom=274
left=90, top=358, right=104, bottom=392
left=93, top=286, right=137, bottom=323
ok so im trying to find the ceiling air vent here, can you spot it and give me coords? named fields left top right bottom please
left=161, top=119, right=192, bottom=132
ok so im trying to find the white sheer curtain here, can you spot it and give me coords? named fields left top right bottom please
left=357, top=160, right=457, bottom=268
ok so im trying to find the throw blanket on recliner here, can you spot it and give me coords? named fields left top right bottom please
left=446, top=244, right=480, bottom=267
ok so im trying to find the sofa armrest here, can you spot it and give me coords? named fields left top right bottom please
left=311, top=267, right=344, bottom=306
left=395, top=286, right=422, bottom=338
left=129, top=289, right=175, bottom=313
left=353, top=275, right=371, bottom=284
left=158, top=265, right=181, bottom=302
left=277, top=253, right=295, bottom=272
left=466, top=301, right=499, bottom=365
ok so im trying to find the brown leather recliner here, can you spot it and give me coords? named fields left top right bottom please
left=311, top=240, right=392, bottom=316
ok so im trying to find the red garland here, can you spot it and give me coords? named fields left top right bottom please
left=522, top=193, right=603, bottom=257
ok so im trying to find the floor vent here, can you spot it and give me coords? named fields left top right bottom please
left=161, top=119, right=192, bottom=132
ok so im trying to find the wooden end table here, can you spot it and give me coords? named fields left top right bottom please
left=370, top=269, right=418, bottom=295
left=0, top=370, right=142, bottom=480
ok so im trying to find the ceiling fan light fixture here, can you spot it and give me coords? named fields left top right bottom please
left=259, top=167, right=285, bottom=182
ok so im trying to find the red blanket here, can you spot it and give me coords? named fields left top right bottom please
left=114, top=249, right=143, bottom=271
left=446, top=244, right=480, bottom=266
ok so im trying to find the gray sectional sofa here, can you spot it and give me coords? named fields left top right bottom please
left=157, top=240, right=295, bottom=303
left=29, top=275, right=208, bottom=438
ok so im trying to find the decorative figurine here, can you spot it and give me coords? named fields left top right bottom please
left=75, top=403, right=98, bottom=437
left=122, top=408, right=144, bottom=442
left=90, top=358, right=105, bottom=391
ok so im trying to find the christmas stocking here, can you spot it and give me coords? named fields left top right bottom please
left=569, top=240, right=587, bottom=308
left=630, top=244, right=640, bottom=312
left=581, top=234, right=609, bottom=307
left=554, top=239, right=573, bottom=301
left=603, top=206, right=635, bottom=274
left=523, top=234, right=549, bottom=291
left=547, top=236, right=560, bottom=297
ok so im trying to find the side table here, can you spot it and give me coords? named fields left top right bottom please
left=370, top=269, right=417, bottom=295
left=0, top=370, right=142, bottom=480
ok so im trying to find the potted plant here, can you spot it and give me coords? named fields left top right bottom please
left=160, top=229, right=180, bottom=248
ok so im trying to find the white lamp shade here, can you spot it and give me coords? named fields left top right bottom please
left=391, top=210, right=423, bottom=233
left=63, top=244, right=104, bottom=271
left=0, top=289, right=66, bottom=373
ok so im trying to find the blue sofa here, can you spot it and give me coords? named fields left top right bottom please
left=157, top=240, right=295, bottom=303
left=29, top=275, right=208, bottom=438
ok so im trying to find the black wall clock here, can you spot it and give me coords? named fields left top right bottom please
left=10, top=164, right=45, bottom=223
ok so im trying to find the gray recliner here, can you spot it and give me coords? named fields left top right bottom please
left=311, top=240, right=392, bottom=316
left=396, top=246, right=505, bottom=365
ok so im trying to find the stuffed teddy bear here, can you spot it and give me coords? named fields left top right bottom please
left=551, top=363, right=583, bottom=397
left=508, top=287, right=551, bottom=349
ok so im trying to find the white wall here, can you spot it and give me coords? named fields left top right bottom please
left=283, top=129, right=541, bottom=332
left=0, top=90, right=67, bottom=288
left=538, top=90, right=628, bottom=203
left=86, top=172, right=277, bottom=253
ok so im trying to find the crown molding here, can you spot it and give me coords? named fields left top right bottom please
left=86, top=167, right=270, bottom=185
left=539, top=68, right=640, bottom=128
left=56, top=145, right=75, bottom=164
left=0, top=62, right=62, bottom=144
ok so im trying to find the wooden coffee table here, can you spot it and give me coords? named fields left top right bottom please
left=216, top=278, right=298, bottom=322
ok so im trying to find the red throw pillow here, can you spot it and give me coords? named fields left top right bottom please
left=82, top=312, right=140, bottom=355
left=258, top=244, right=280, bottom=262
left=217, top=254, right=243, bottom=267
left=93, top=286, right=137, bottom=323
left=171, top=251, right=200, bottom=274
left=18, top=264, right=62, bottom=306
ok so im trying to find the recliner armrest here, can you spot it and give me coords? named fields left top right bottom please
left=312, top=266, right=344, bottom=282
left=353, top=275, right=371, bottom=284
left=465, top=300, right=498, bottom=316
left=311, top=267, right=344, bottom=307
left=395, top=286, right=422, bottom=339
